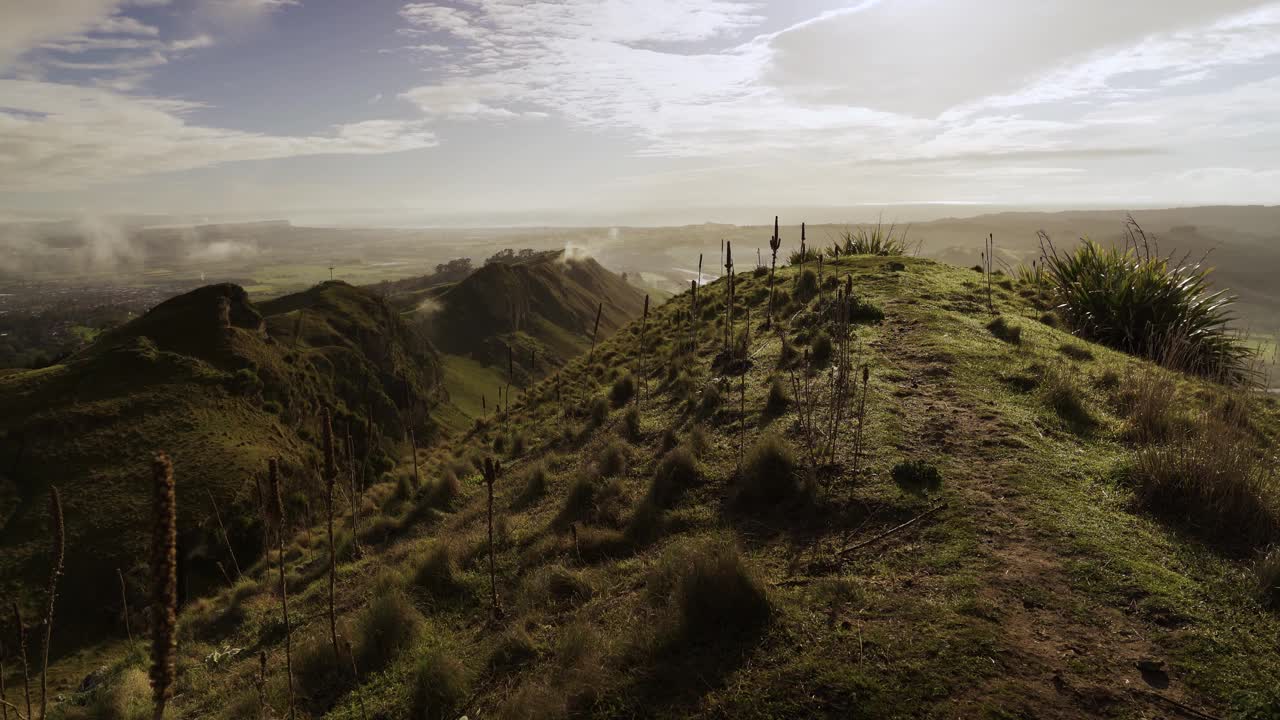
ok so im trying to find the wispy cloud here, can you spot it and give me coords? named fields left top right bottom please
left=0, top=80, right=438, bottom=190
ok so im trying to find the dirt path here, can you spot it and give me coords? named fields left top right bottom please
left=875, top=313, right=1222, bottom=720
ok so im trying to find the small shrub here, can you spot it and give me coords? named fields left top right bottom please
left=598, top=439, right=628, bottom=477
left=410, top=647, right=470, bottom=720
left=610, top=374, right=636, bottom=408
left=648, top=447, right=700, bottom=508
left=752, top=265, right=768, bottom=278
left=510, top=431, right=526, bottom=457
left=809, top=331, right=833, bottom=368
left=623, top=406, right=641, bottom=442
left=355, top=590, right=423, bottom=672
left=987, top=316, right=1022, bottom=344
left=764, top=376, right=790, bottom=418
left=891, top=460, right=943, bottom=496
left=1041, top=233, right=1253, bottom=382
left=492, top=434, right=507, bottom=454
left=735, top=435, right=804, bottom=510
left=1039, top=312, right=1061, bottom=328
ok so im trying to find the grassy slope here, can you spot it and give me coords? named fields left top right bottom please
left=35, top=257, right=1280, bottom=719
left=0, top=281, right=439, bottom=650
left=413, top=252, right=646, bottom=432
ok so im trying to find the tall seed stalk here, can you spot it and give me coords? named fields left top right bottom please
left=118, top=568, right=133, bottom=644
left=483, top=457, right=502, bottom=617
left=206, top=489, right=241, bottom=579
left=11, top=603, right=30, bottom=720
left=345, top=426, right=361, bottom=558
left=40, top=486, right=64, bottom=720
left=589, top=302, right=603, bottom=361
left=149, top=455, right=177, bottom=720
left=768, top=216, right=781, bottom=326
left=322, top=410, right=339, bottom=661
left=723, top=241, right=734, bottom=353
left=267, top=458, right=295, bottom=720
left=851, top=365, right=871, bottom=478
left=1, top=634, right=7, bottom=720
left=637, top=295, right=649, bottom=412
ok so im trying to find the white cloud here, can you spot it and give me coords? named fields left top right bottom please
left=0, top=80, right=438, bottom=190
left=394, top=0, right=1280, bottom=177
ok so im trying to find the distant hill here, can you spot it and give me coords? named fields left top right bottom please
left=0, top=280, right=441, bottom=644
left=398, top=250, right=647, bottom=428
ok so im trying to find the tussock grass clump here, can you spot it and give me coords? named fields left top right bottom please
left=1256, top=547, right=1280, bottom=608
left=658, top=426, right=679, bottom=456
left=647, top=447, right=700, bottom=508
left=1058, top=343, right=1095, bottom=361
left=809, top=331, right=833, bottom=368
left=649, top=539, right=771, bottom=646
left=689, top=425, right=709, bottom=459
left=698, top=382, right=722, bottom=417
left=986, top=316, right=1022, bottom=344
left=409, top=647, right=469, bottom=720
left=623, top=406, right=641, bottom=442
left=86, top=666, right=151, bottom=720
left=764, top=376, right=790, bottom=418
left=589, top=396, right=609, bottom=428
left=294, top=631, right=350, bottom=713
left=414, top=542, right=465, bottom=599
left=734, top=435, right=807, bottom=510
left=517, top=565, right=593, bottom=613
left=512, top=462, right=547, bottom=509
left=1041, top=364, right=1095, bottom=430
left=610, top=373, right=636, bottom=408
left=355, top=589, right=422, bottom=673
left=597, top=439, right=628, bottom=477
left=487, top=626, right=538, bottom=672
left=555, top=474, right=627, bottom=530
left=1041, top=231, right=1253, bottom=382
left=1131, top=427, right=1280, bottom=551
left=419, top=470, right=461, bottom=511
left=1116, top=369, right=1185, bottom=444
left=794, top=269, right=819, bottom=302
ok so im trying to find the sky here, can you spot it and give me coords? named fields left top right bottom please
left=1, top=0, right=1279, bottom=224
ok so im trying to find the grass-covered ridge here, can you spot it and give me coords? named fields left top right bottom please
left=17, top=253, right=1280, bottom=719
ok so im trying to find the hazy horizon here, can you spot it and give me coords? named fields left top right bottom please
left=4, top=1, right=1280, bottom=220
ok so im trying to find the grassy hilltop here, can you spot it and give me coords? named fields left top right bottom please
left=9, top=250, right=1280, bottom=719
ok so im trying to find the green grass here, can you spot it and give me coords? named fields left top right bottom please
left=18, top=253, right=1280, bottom=719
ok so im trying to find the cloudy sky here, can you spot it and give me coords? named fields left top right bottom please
left=2, top=0, right=1279, bottom=223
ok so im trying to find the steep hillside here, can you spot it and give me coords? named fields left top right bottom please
left=407, top=251, right=646, bottom=427
left=0, top=280, right=441, bottom=645
left=32, top=252, right=1280, bottom=720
